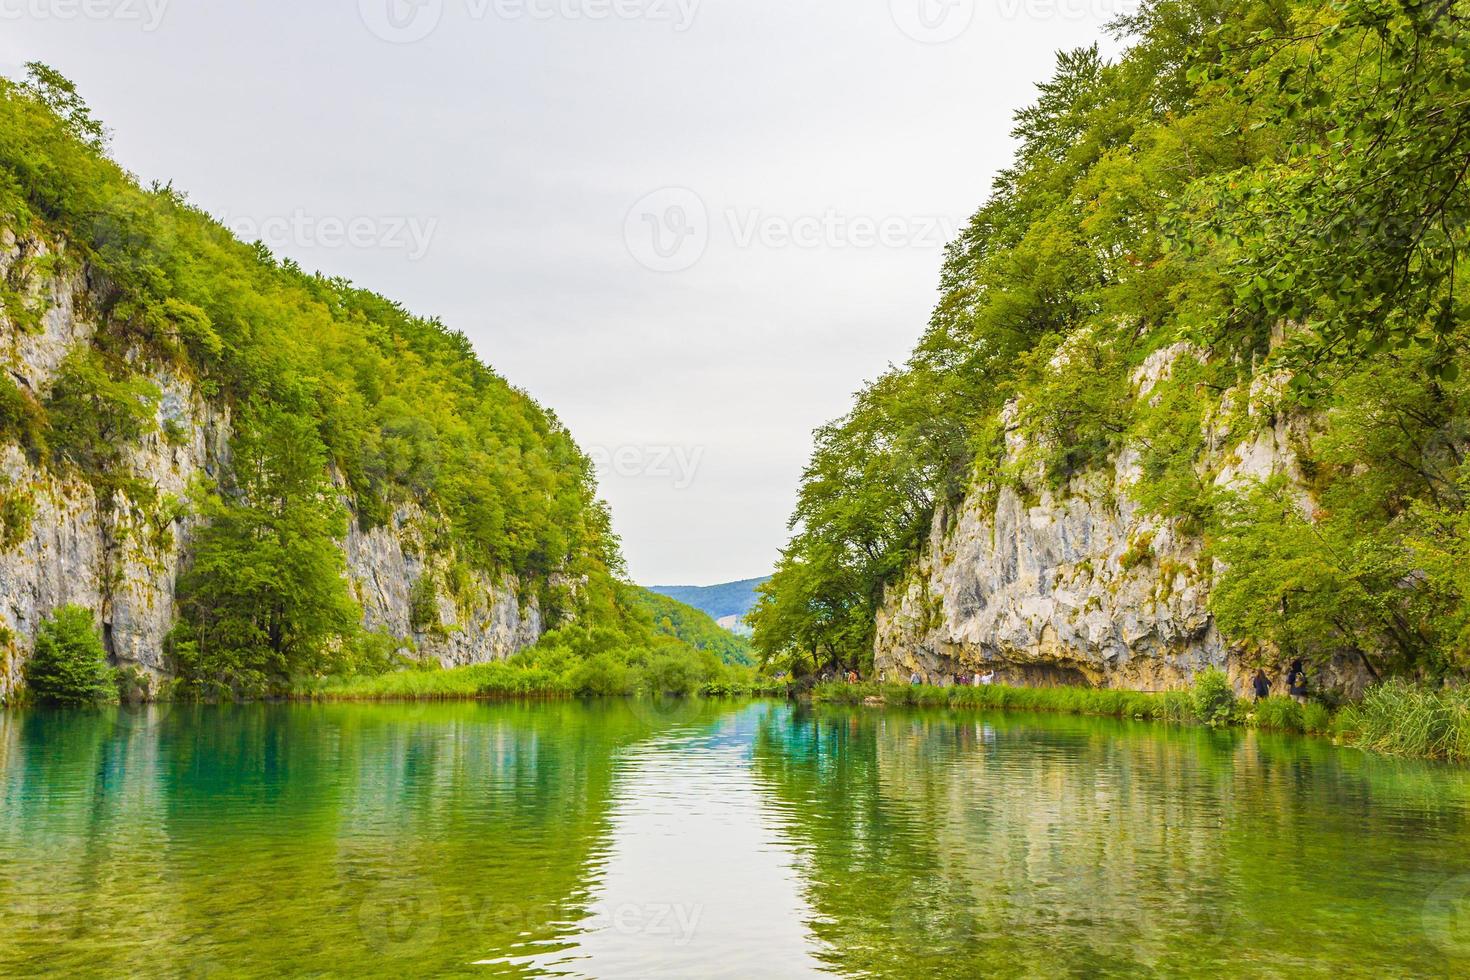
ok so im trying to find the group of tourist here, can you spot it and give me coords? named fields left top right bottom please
left=903, top=670, right=996, bottom=687
left=829, top=663, right=1307, bottom=700
left=1251, top=660, right=1310, bottom=704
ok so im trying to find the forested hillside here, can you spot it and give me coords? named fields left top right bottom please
left=0, top=66, right=626, bottom=698
left=633, top=588, right=756, bottom=666
left=753, top=0, right=1470, bottom=689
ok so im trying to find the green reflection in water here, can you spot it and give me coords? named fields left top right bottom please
left=3, top=702, right=1470, bottom=977
left=751, top=706, right=1470, bottom=978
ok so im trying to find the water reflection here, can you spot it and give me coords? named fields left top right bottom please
left=751, top=707, right=1470, bottom=977
left=507, top=704, right=822, bottom=978
left=0, top=702, right=649, bottom=977
left=3, top=702, right=1470, bottom=977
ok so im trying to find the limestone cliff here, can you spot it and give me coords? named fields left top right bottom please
left=873, top=341, right=1371, bottom=696
left=0, top=230, right=541, bottom=700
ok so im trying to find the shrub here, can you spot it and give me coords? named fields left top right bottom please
left=1190, top=669, right=1236, bottom=726
left=23, top=605, right=115, bottom=705
left=1301, top=701, right=1332, bottom=734
left=0, top=482, right=34, bottom=549
left=641, top=651, right=700, bottom=697
left=0, top=375, right=47, bottom=458
left=568, top=652, right=636, bottom=697
left=408, top=574, right=439, bottom=633
left=1337, top=681, right=1470, bottom=762
left=1159, top=690, right=1196, bottom=722
left=1253, top=695, right=1304, bottom=733
left=43, top=347, right=159, bottom=478
left=116, top=664, right=154, bottom=703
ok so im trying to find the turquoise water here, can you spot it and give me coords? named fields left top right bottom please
left=2, top=701, right=1468, bottom=977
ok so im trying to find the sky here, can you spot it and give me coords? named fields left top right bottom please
left=0, top=0, right=1131, bottom=586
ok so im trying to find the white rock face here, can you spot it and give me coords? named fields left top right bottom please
left=873, top=343, right=1369, bottom=695
left=0, top=233, right=542, bottom=699
left=876, top=466, right=1223, bottom=691
left=343, top=509, right=541, bottom=668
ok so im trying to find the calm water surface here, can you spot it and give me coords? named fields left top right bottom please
left=2, top=700, right=1469, bottom=977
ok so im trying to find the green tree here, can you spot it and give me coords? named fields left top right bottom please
left=24, top=605, right=115, bottom=705
left=756, top=0, right=1470, bottom=688
left=171, top=404, right=360, bottom=696
left=0, top=66, right=629, bottom=680
left=44, top=347, right=159, bottom=478
left=20, top=62, right=107, bottom=149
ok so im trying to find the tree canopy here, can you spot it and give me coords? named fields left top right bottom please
left=0, top=65, right=625, bottom=691
left=754, top=0, right=1470, bottom=681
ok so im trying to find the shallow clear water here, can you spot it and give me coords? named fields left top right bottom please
left=2, top=700, right=1469, bottom=977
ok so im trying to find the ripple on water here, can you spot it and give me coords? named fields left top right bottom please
left=2, top=702, right=1470, bottom=977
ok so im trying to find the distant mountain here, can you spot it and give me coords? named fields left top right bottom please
left=646, top=577, right=771, bottom=632
left=630, top=589, right=755, bottom=666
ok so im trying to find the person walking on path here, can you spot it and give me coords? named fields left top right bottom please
left=1252, top=669, right=1271, bottom=702
left=1287, top=660, right=1308, bottom=705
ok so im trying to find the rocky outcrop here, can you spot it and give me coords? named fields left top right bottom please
left=873, top=341, right=1370, bottom=696
left=0, top=231, right=542, bottom=700
left=344, top=509, right=541, bottom=668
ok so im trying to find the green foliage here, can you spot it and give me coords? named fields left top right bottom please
left=23, top=605, right=115, bottom=705
left=1210, top=343, right=1470, bottom=680
left=640, top=651, right=702, bottom=697
left=299, top=659, right=569, bottom=701
left=1252, top=695, right=1304, bottom=733
left=19, top=63, right=106, bottom=149
left=631, top=588, right=755, bottom=666
left=1191, top=668, right=1236, bottom=725
left=170, top=404, right=361, bottom=697
left=0, top=67, right=626, bottom=675
left=1301, top=700, right=1332, bottom=734
left=408, top=574, right=440, bottom=633
left=752, top=360, right=989, bottom=674
left=566, top=652, right=637, bottom=697
left=758, top=0, right=1470, bottom=688
left=43, top=346, right=159, bottom=480
left=0, top=479, right=34, bottom=550
left=1189, top=0, right=1470, bottom=369
left=0, top=375, right=46, bottom=458
left=1336, top=680, right=1470, bottom=761
left=813, top=680, right=1197, bottom=722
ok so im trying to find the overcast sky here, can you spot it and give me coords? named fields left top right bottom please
left=1, top=0, right=1130, bottom=586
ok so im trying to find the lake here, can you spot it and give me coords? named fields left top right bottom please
left=2, top=700, right=1468, bottom=977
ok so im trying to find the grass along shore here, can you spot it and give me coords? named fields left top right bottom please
left=303, top=663, right=1470, bottom=763
left=811, top=673, right=1470, bottom=764
left=293, top=657, right=786, bottom=703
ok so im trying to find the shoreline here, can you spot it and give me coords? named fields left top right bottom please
left=10, top=675, right=1468, bottom=765
left=809, top=679, right=1470, bottom=764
